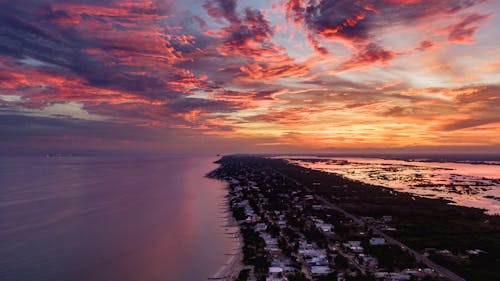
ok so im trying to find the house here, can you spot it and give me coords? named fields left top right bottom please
left=466, top=249, right=486, bottom=255
left=245, top=214, right=260, bottom=223
left=236, top=200, right=249, bottom=208
left=369, top=237, right=386, bottom=246
left=436, top=249, right=453, bottom=256
left=269, top=267, right=284, bottom=275
left=316, top=222, right=334, bottom=233
left=244, top=205, right=254, bottom=216
left=294, top=204, right=304, bottom=210
left=271, top=258, right=295, bottom=274
left=276, top=219, right=287, bottom=227
left=344, top=241, right=364, bottom=253
left=348, top=241, right=361, bottom=246
left=356, top=254, right=378, bottom=270
left=381, top=226, right=397, bottom=231
left=255, top=223, right=267, bottom=232
left=306, top=256, right=329, bottom=266
left=382, top=215, right=393, bottom=222
left=266, top=265, right=289, bottom=280
left=298, top=242, right=327, bottom=258
left=261, top=233, right=278, bottom=245
left=266, top=275, right=288, bottom=281
left=311, top=266, right=331, bottom=276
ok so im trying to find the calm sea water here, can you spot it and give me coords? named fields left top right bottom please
left=0, top=156, right=235, bottom=281
left=284, top=156, right=500, bottom=214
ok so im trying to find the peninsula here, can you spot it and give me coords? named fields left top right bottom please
left=208, top=156, right=500, bottom=281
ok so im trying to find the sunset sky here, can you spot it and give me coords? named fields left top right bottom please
left=1, top=0, right=499, bottom=154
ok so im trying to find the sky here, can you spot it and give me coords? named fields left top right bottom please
left=0, top=0, right=499, bottom=155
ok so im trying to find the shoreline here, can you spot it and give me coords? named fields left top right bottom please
left=286, top=157, right=500, bottom=215
left=209, top=185, right=244, bottom=281
left=209, top=155, right=500, bottom=281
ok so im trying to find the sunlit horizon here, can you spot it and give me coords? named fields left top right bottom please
left=1, top=0, right=499, bottom=154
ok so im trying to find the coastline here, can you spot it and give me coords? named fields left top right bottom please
left=209, top=186, right=244, bottom=281
left=285, top=156, right=500, bottom=215
left=209, top=155, right=500, bottom=281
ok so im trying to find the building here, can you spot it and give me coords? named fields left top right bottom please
left=369, top=237, right=386, bottom=246
left=311, top=265, right=331, bottom=276
left=344, top=241, right=364, bottom=253
left=356, top=254, right=378, bottom=270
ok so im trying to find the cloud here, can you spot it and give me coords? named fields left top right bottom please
left=416, top=40, right=435, bottom=51
left=203, top=0, right=238, bottom=23
left=444, top=13, right=491, bottom=44
left=338, top=43, right=396, bottom=71
left=303, top=0, right=375, bottom=42
left=440, top=117, right=500, bottom=131
left=0, top=0, right=231, bottom=129
left=202, top=0, right=309, bottom=80
left=221, top=7, right=274, bottom=55
left=281, top=0, right=489, bottom=67
left=282, top=0, right=306, bottom=25
left=0, top=0, right=498, bottom=153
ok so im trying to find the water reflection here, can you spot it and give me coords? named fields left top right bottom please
left=0, top=156, right=235, bottom=281
left=284, top=157, right=500, bottom=214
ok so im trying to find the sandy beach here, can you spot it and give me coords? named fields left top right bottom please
left=209, top=189, right=244, bottom=281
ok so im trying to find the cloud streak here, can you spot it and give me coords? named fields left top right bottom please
left=0, top=0, right=498, bottom=153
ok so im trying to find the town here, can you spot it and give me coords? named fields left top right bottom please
left=208, top=156, right=462, bottom=281
left=208, top=156, right=499, bottom=281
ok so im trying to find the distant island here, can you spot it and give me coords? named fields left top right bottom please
left=208, top=156, right=500, bottom=281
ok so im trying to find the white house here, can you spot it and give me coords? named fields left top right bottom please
left=369, top=237, right=386, bottom=246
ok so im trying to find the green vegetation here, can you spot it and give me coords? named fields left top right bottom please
left=334, top=254, right=349, bottom=269
left=346, top=275, right=376, bottom=281
left=240, top=224, right=270, bottom=276
left=364, top=244, right=416, bottom=271
left=235, top=269, right=250, bottom=281
left=286, top=272, right=309, bottom=281
left=232, top=206, right=247, bottom=221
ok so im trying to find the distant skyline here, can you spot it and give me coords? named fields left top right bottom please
left=1, top=0, right=499, bottom=154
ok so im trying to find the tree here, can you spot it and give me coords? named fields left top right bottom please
left=287, top=272, right=309, bottom=281
left=335, top=254, right=349, bottom=269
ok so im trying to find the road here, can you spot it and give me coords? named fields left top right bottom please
left=273, top=167, right=466, bottom=281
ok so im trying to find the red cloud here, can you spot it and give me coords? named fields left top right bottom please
left=282, top=0, right=306, bottom=25
left=444, top=13, right=491, bottom=44
left=239, top=60, right=309, bottom=80
left=416, top=40, right=435, bottom=51
left=281, top=0, right=488, bottom=68
left=339, top=43, right=396, bottom=71
left=382, top=0, right=422, bottom=4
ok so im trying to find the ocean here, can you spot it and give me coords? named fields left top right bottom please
left=0, top=156, right=236, bottom=281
